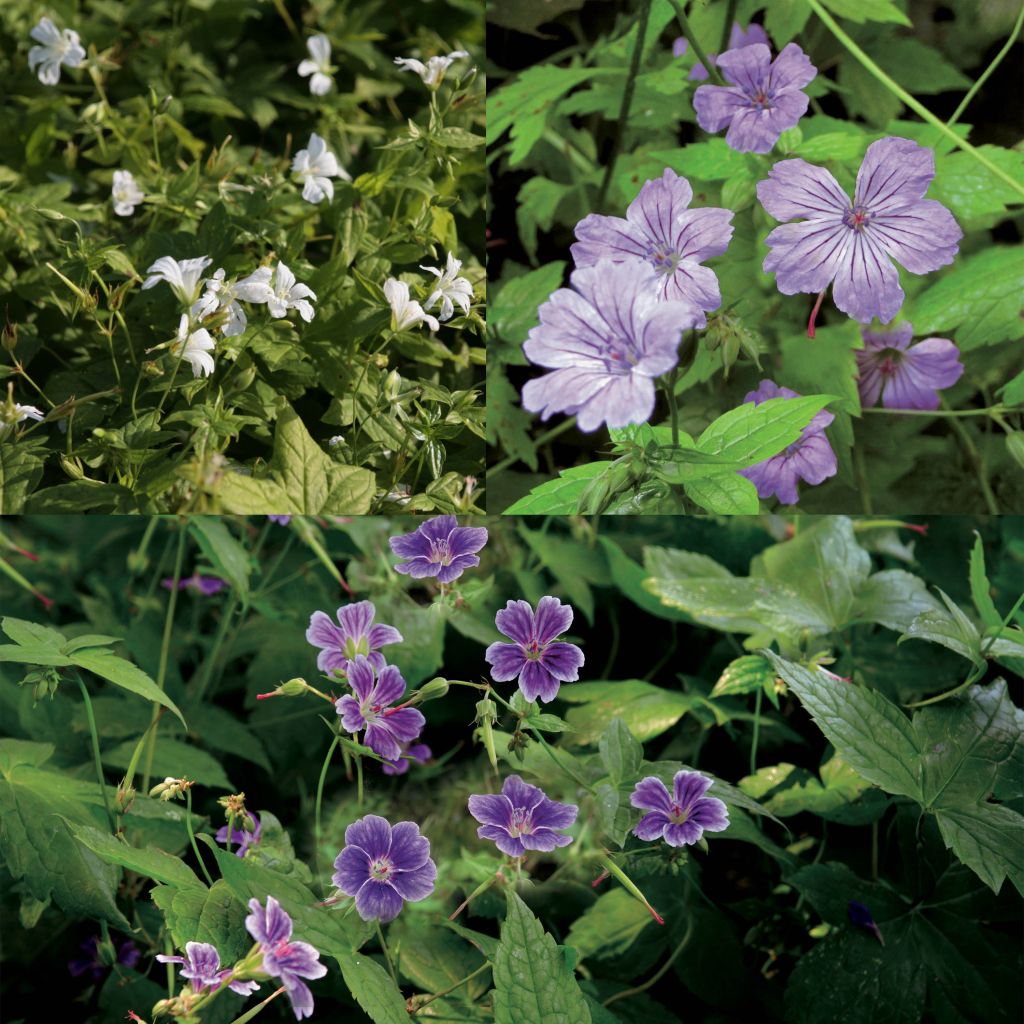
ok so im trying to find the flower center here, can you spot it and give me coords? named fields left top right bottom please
left=843, top=206, right=873, bottom=232
left=748, top=88, right=771, bottom=110
left=508, top=807, right=533, bottom=837
left=370, top=857, right=393, bottom=881
left=877, top=347, right=904, bottom=379
left=646, top=244, right=681, bottom=276
left=524, top=639, right=544, bottom=661
left=669, top=803, right=688, bottom=824
left=429, top=538, right=454, bottom=565
left=343, top=636, right=369, bottom=660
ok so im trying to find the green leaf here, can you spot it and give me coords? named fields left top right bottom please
left=764, top=0, right=812, bottom=44
left=561, top=680, right=693, bottom=745
left=103, top=737, right=232, bottom=790
left=151, top=879, right=251, bottom=964
left=819, top=0, right=911, bottom=24
left=934, top=802, right=1024, bottom=896
left=70, top=649, right=187, bottom=728
left=491, top=262, right=567, bottom=347
left=493, top=889, right=591, bottom=1024
left=684, top=472, right=760, bottom=514
left=188, top=517, right=251, bottom=599
left=0, top=443, right=45, bottom=513
left=1, top=618, right=66, bottom=649
left=739, top=756, right=878, bottom=822
left=900, top=591, right=984, bottom=668
left=851, top=570, right=944, bottom=633
left=968, top=534, right=1002, bottom=629
left=649, top=140, right=750, bottom=182
left=391, top=921, right=489, bottom=1001
left=503, top=463, right=606, bottom=514
left=930, top=146, right=1024, bottom=223
left=711, top=655, right=775, bottom=699
left=565, top=888, right=651, bottom=959
left=598, top=717, right=643, bottom=785
left=335, top=950, right=412, bottom=1023
left=70, top=823, right=201, bottom=888
left=597, top=537, right=691, bottom=622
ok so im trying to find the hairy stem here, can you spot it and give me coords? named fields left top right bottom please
left=186, top=788, right=215, bottom=887
left=375, top=921, right=399, bottom=986
left=314, top=733, right=342, bottom=894
left=668, top=0, right=726, bottom=84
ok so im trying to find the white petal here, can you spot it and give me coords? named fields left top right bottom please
left=297, top=59, right=319, bottom=77
left=310, top=72, right=332, bottom=96
left=307, top=34, right=331, bottom=67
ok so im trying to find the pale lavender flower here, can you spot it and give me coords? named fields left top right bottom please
left=737, top=380, right=836, bottom=506
left=856, top=323, right=963, bottom=410
left=485, top=597, right=585, bottom=704
left=757, top=137, right=963, bottom=324
left=390, top=515, right=488, bottom=584
left=382, top=741, right=432, bottom=776
left=28, top=17, right=85, bottom=85
left=215, top=813, right=262, bottom=857
left=162, top=572, right=227, bottom=596
left=244, top=897, right=326, bottom=1020
left=306, top=601, right=403, bottom=676
left=674, top=22, right=769, bottom=80
left=694, top=42, right=816, bottom=154
left=571, top=169, right=733, bottom=311
left=156, top=942, right=259, bottom=996
left=468, top=775, right=578, bottom=857
left=268, top=515, right=292, bottom=524
left=335, top=655, right=425, bottom=761
left=631, top=771, right=729, bottom=846
left=522, top=260, right=702, bottom=433
left=332, top=815, right=437, bottom=922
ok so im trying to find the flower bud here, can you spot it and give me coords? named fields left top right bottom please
left=2, top=314, right=16, bottom=354
left=142, top=360, right=164, bottom=378
left=60, top=454, right=85, bottom=480
left=256, top=677, right=309, bottom=700
left=149, top=777, right=191, bottom=801
left=475, top=698, right=498, bottom=774
left=416, top=677, right=449, bottom=702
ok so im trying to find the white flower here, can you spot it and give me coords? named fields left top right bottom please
left=0, top=402, right=45, bottom=438
left=172, top=315, right=216, bottom=378
left=298, top=34, right=334, bottom=96
left=111, top=170, right=144, bottom=217
left=268, top=263, right=317, bottom=322
left=28, top=17, right=85, bottom=86
left=384, top=278, right=439, bottom=332
left=420, top=252, right=473, bottom=321
left=394, top=50, right=468, bottom=89
left=142, top=256, right=213, bottom=305
left=193, top=266, right=276, bottom=336
left=291, top=132, right=349, bottom=204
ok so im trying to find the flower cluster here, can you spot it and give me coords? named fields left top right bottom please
left=395, top=49, right=469, bottom=90
left=385, top=253, right=473, bottom=333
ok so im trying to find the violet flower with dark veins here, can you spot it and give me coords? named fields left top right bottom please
left=631, top=771, right=729, bottom=846
left=162, top=572, right=227, bottom=596
left=382, top=740, right=432, bottom=776
left=468, top=775, right=578, bottom=857
left=856, top=322, right=963, bottom=410
left=674, top=21, right=769, bottom=79
left=390, top=515, right=489, bottom=584
left=215, top=812, right=262, bottom=857
left=306, top=600, right=403, bottom=676
left=156, top=941, right=259, bottom=996
left=335, top=655, right=425, bottom=761
left=68, top=935, right=140, bottom=982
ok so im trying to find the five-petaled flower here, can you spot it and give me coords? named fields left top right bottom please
left=468, top=775, right=578, bottom=857
left=29, top=17, right=85, bottom=85
left=215, top=812, right=262, bottom=857
left=111, top=170, right=144, bottom=217
left=384, top=278, right=440, bottom=332
left=267, top=263, right=317, bottom=322
left=571, top=169, right=733, bottom=312
left=298, top=34, right=334, bottom=96
left=485, top=596, right=585, bottom=703
left=332, top=814, right=437, bottom=922
left=335, top=655, right=425, bottom=761
left=156, top=941, right=258, bottom=996
left=674, top=22, right=769, bottom=80
left=631, top=770, right=729, bottom=846
left=421, top=252, right=474, bottom=321
left=694, top=41, right=816, bottom=154
left=193, top=267, right=277, bottom=337
left=143, top=256, right=213, bottom=306
left=522, top=260, right=702, bottom=432
left=382, top=740, right=432, bottom=776
left=389, top=515, right=488, bottom=583
left=244, top=897, right=326, bottom=1020
left=856, top=322, right=963, bottom=410
left=306, top=601, right=403, bottom=676
left=737, top=379, right=837, bottom=506
left=394, top=50, right=468, bottom=89
left=757, top=137, right=963, bottom=324
left=292, top=132, right=349, bottom=204
left=171, top=315, right=216, bottom=378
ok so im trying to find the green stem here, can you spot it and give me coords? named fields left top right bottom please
left=76, top=674, right=115, bottom=833
left=602, top=913, right=694, bottom=1007
left=490, top=419, right=576, bottom=476
left=226, top=985, right=286, bottom=1024
left=666, top=367, right=680, bottom=447
left=375, top=921, right=399, bottom=986
left=667, top=0, right=726, bottom=84
left=853, top=443, right=874, bottom=514
left=804, top=0, right=1024, bottom=198
left=598, top=854, right=664, bottom=924
left=413, top=961, right=491, bottom=1014
left=861, top=404, right=1012, bottom=419
left=598, top=0, right=654, bottom=209
left=750, top=687, right=762, bottom=776
left=225, top=811, right=234, bottom=856
left=719, top=0, right=739, bottom=53
left=356, top=752, right=364, bottom=808
left=947, top=4, right=1024, bottom=130
left=940, top=400, right=999, bottom=514
left=186, top=788, right=215, bottom=887
left=314, top=734, right=342, bottom=894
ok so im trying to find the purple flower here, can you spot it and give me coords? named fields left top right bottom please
left=215, top=812, right=262, bottom=857
left=571, top=169, right=733, bottom=311
left=162, top=572, right=227, bottom=596
left=631, top=771, right=729, bottom=846
left=693, top=42, right=815, bottom=154
left=737, top=380, right=837, bottom=506
left=244, top=896, right=327, bottom=1020
left=856, top=322, right=963, bottom=410
left=335, top=655, right=425, bottom=761
left=382, top=741, right=432, bottom=776
left=467, top=775, right=578, bottom=857
left=390, top=515, right=489, bottom=584
left=156, top=941, right=259, bottom=996
left=306, top=600, right=403, bottom=676
left=674, top=22, right=769, bottom=80
left=484, top=596, right=585, bottom=703
left=332, top=814, right=437, bottom=922
left=848, top=900, right=885, bottom=945
left=68, top=935, right=140, bottom=982
left=757, top=137, right=963, bottom=324
left=268, top=515, right=292, bottom=524
left=522, top=260, right=702, bottom=433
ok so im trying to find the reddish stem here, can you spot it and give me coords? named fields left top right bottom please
left=807, top=288, right=827, bottom=338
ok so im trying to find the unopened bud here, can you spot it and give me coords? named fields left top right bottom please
left=60, top=454, right=86, bottom=480
left=416, top=677, right=449, bottom=702
left=142, top=360, right=164, bottom=378
left=149, top=777, right=191, bottom=801
left=256, top=677, right=309, bottom=700
left=2, top=313, right=16, bottom=354
left=475, top=697, right=498, bottom=773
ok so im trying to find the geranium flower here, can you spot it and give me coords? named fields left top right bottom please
left=68, top=935, right=139, bottom=982
left=193, top=267, right=275, bottom=336
left=161, top=572, right=226, bottom=595
left=171, top=315, right=216, bottom=378
left=267, top=263, right=316, bottom=322
left=306, top=600, right=403, bottom=676
left=143, top=256, right=213, bottom=305
left=674, top=22, right=769, bottom=79
left=291, top=132, right=348, bottom=204
left=394, top=50, right=469, bottom=89
left=856, top=323, right=963, bottom=410
left=244, top=897, right=326, bottom=1020
left=757, top=137, right=963, bottom=323
left=332, top=814, right=437, bottom=922
left=522, top=260, right=702, bottom=432
left=268, top=515, right=291, bottom=524
left=421, top=252, right=473, bottom=321
left=631, top=771, right=729, bottom=846
left=0, top=401, right=44, bottom=439
left=571, top=169, right=733, bottom=311
left=737, top=380, right=837, bottom=506
left=485, top=596, right=584, bottom=704
left=384, top=278, right=439, bottom=332
left=694, top=42, right=816, bottom=154
left=389, top=515, right=488, bottom=583
left=156, top=942, right=258, bottom=995
left=298, top=34, right=334, bottom=96
left=467, top=775, right=578, bottom=857
left=335, top=655, right=425, bottom=761
left=215, top=812, right=261, bottom=857
left=111, top=170, right=144, bottom=217
left=28, top=17, right=85, bottom=86
left=382, top=741, right=431, bottom=776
